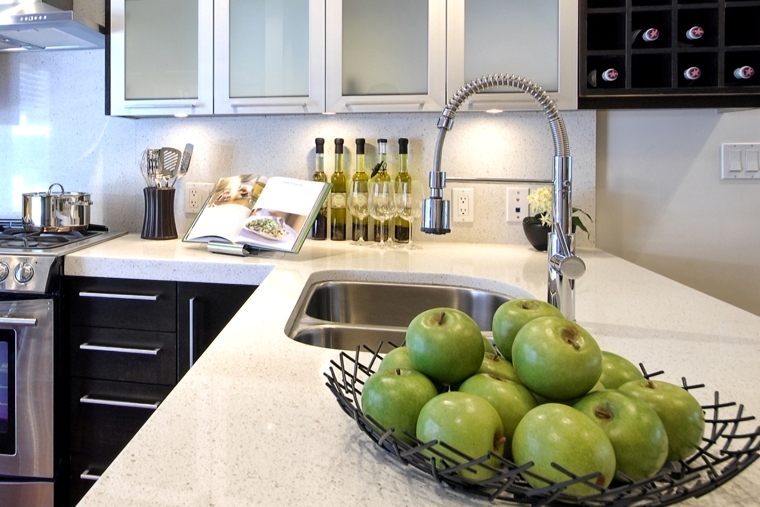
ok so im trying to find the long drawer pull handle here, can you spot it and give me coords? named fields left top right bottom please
left=79, top=343, right=161, bottom=356
left=80, top=395, right=160, bottom=410
left=124, top=101, right=202, bottom=109
left=0, top=317, right=37, bottom=326
left=189, top=297, right=196, bottom=369
left=79, top=291, right=159, bottom=301
left=80, top=470, right=101, bottom=482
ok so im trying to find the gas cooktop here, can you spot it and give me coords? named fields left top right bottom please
left=0, top=219, right=127, bottom=294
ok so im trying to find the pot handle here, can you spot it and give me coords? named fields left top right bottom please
left=48, top=183, right=65, bottom=195
left=71, top=200, right=94, bottom=206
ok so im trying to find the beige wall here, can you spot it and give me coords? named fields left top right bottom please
left=596, top=108, right=760, bottom=317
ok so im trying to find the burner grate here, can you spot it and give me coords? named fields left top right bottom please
left=0, top=220, right=106, bottom=251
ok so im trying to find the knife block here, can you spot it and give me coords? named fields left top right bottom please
left=141, top=187, right=178, bottom=240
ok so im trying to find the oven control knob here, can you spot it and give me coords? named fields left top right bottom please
left=0, top=262, right=9, bottom=282
left=15, top=262, right=34, bottom=284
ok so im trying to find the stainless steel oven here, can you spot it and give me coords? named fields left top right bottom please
left=0, top=219, right=126, bottom=506
left=0, top=299, right=56, bottom=506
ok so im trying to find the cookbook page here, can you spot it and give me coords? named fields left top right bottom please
left=233, top=177, right=327, bottom=252
left=184, top=175, right=264, bottom=242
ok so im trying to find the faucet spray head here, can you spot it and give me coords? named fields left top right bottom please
left=421, top=197, right=450, bottom=234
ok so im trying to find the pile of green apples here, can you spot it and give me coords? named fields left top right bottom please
left=360, top=299, right=706, bottom=496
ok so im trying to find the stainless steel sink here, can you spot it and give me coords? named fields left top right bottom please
left=292, top=325, right=405, bottom=353
left=287, top=280, right=516, bottom=352
left=301, top=280, right=509, bottom=330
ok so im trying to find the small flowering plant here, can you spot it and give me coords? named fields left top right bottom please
left=525, top=187, right=592, bottom=237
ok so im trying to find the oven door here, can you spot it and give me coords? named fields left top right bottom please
left=0, top=299, right=54, bottom=479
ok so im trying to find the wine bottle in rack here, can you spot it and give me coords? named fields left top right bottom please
left=351, top=138, right=369, bottom=242
left=587, top=68, right=619, bottom=88
left=733, top=66, right=755, bottom=81
left=685, top=26, right=704, bottom=42
left=371, top=139, right=392, bottom=243
left=310, top=138, right=328, bottom=240
left=683, top=66, right=701, bottom=85
left=631, top=27, right=659, bottom=47
left=330, top=138, right=347, bottom=241
left=393, top=138, right=411, bottom=244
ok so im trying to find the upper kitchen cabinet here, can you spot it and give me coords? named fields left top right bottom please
left=325, top=0, right=447, bottom=113
left=446, top=0, right=579, bottom=111
left=579, top=0, right=760, bottom=109
left=213, top=0, right=325, bottom=114
left=109, top=0, right=214, bottom=117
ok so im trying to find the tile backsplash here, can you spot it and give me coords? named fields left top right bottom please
left=0, top=50, right=596, bottom=246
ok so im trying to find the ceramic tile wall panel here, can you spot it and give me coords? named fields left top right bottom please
left=0, top=50, right=596, bottom=246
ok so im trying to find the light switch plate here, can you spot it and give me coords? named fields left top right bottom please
left=721, top=143, right=760, bottom=180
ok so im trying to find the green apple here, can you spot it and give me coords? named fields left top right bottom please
left=618, top=379, right=705, bottom=462
left=492, top=298, right=562, bottom=360
left=361, top=368, right=438, bottom=443
left=512, top=403, right=616, bottom=496
left=378, top=346, right=416, bottom=372
left=477, top=353, right=520, bottom=384
left=416, top=391, right=506, bottom=480
left=511, top=316, right=603, bottom=401
left=532, top=379, right=606, bottom=406
left=459, top=374, right=537, bottom=456
left=574, top=390, right=668, bottom=480
left=406, top=308, right=484, bottom=385
left=600, top=351, right=644, bottom=389
left=482, top=335, right=497, bottom=355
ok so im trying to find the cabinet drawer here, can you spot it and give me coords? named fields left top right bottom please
left=69, top=454, right=108, bottom=507
left=70, top=378, right=172, bottom=457
left=66, top=277, right=176, bottom=332
left=70, top=326, right=177, bottom=385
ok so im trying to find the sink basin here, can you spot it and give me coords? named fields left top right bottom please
left=287, top=279, right=519, bottom=352
left=292, top=325, right=405, bottom=353
left=300, top=280, right=510, bottom=330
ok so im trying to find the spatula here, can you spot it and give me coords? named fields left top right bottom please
left=170, top=144, right=193, bottom=187
left=158, top=147, right=181, bottom=188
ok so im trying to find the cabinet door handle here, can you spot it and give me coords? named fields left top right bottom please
left=79, top=343, right=161, bottom=356
left=0, top=317, right=37, bottom=326
left=230, top=101, right=308, bottom=108
left=123, top=101, right=202, bottom=109
left=189, top=297, right=196, bottom=369
left=80, top=395, right=160, bottom=410
left=80, top=469, right=101, bottom=482
left=79, top=291, right=159, bottom=301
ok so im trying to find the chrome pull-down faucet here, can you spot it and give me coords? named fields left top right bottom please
left=421, top=74, right=585, bottom=320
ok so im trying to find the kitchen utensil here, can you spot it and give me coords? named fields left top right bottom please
left=139, top=149, right=154, bottom=187
left=147, top=149, right=160, bottom=187
left=22, top=183, right=92, bottom=232
left=159, top=147, right=181, bottom=188
left=169, top=143, right=193, bottom=187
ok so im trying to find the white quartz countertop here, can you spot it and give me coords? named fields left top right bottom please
left=67, top=235, right=760, bottom=507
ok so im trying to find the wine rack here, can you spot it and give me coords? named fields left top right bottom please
left=580, top=0, right=760, bottom=109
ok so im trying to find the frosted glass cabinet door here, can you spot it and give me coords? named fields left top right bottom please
left=214, top=0, right=325, bottom=114
left=447, top=0, right=578, bottom=111
left=325, top=0, right=446, bottom=113
left=110, top=0, right=214, bottom=117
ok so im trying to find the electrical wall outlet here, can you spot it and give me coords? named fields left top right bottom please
left=506, top=186, right=530, bottom=223
left=185, top=182, right=214, bottom=213
left=451, top=188, right=474, bottom=223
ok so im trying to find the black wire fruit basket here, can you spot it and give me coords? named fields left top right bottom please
left=324, top=343, right=760, bottom=506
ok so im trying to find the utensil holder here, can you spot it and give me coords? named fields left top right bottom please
left=141, top=187, right=178, bottom=240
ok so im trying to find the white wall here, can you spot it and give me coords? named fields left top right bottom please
left=596, top=109, right=760, bottom=317
left=0, top=49, right=596, bottom=247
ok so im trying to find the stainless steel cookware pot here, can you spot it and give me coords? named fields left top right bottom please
left=22, top=183, right=93, bottom=232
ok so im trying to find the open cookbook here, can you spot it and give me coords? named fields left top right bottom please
left=183, top=175, right=330, bottom=254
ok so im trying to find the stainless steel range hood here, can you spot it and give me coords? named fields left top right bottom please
left=0, top=0, right=104, bottom=51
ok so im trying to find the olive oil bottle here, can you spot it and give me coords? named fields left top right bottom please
left=310, top=138, right=328, bottom=240
left=330, top=138, right=347, bottom=241
left=351, top=138, right=369, bottom=241
left=393, top=138, right=411, bottom=243
left=371, top=138, right=391, bottom=242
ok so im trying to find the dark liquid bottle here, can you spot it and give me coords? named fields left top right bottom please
left=330, top=138, right=347, bottom=241
left=393, top=138, right=411, bottom=243
left=587, top=68, right=619, bottom=88
left=631, top=27, right=659, bottom=47
left=371, top=139, right=391, bottom=242
left=310, top=138, right=327, bottom=240
left=351, top=138, right=369, bottom=241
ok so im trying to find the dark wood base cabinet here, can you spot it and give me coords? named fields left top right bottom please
left=63, top=277, right=256, bottom=506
